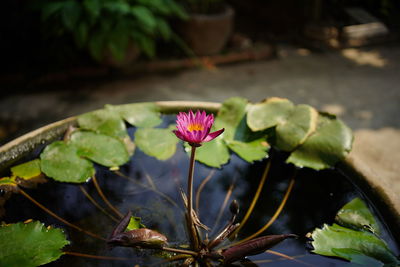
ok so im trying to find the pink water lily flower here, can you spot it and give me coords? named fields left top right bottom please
left=173, top=110, right=224, bottom=146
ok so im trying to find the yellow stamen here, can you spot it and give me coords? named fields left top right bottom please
left=187, top=123, right=204, bottom=132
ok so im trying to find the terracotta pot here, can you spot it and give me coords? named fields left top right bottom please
left=179, top=6, right=235, bottom=56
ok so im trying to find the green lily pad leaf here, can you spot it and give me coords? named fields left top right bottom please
left=126, top=216, right=146, bottom=231
left=135, top=126, right=178, bottom=160
left=186, top=138, right=230, bottom=168
left=287, top=114, right=353, bottom=170
left=311, top=224, right=398, bottom=264
left=109, top=103, right=162, bottom=128
left=247, top=98, right=294, bottom=131
left=10, top=159, right=42, bottom=180
left=332, top=248, right=385, bottom=266
left=0, top=221, right=69, bottom=267
left=336, top=198, right=380, bottom=235
left=214, top=97, right=248, bottom=141
left=78, top=108, right=127, bottom=139
left=227, top=139, right=269, bottom=163
left=40, top=141, right=95, bottom=183
left=276, top=104, right=318, bottom=151
left=70, top=131, right=130, bottom=167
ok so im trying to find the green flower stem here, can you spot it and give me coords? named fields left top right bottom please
left=187, top=145, right=200, bottom=250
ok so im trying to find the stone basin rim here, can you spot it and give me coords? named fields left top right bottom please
left=0, top=100, right=399, bottom=241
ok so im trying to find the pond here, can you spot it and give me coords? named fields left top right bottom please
left=2, top=115, right=399, bottom=266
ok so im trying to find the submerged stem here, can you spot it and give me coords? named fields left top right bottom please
left=19, top=188, right=106, bottom=241
left=162, top=247, right=199, bottom=257
left=64, top=251, right=134, bottom=261
left=92, top=175, right=124, bottom=219
left=186, top=145, right=200, bottom=250
left=195, top=169, right=216, bottom=214
left=234, top=174, right=296, bottom=245
left=234, top=159, right=272, bottom=235
left=265, top=250, right=315, bottom=267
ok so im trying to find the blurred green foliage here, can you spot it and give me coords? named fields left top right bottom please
left=33, top=0, right=188, bottom=62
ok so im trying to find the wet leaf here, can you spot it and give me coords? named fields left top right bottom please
left=40, top=141, right=95, bottom=183
left=135, top=127, right=178, bottom=160
left=214, top=97, right=248, bottom=141
left=127, top=216, right=146, bottom=231
left=0, top=177, right=17, bottom=192
left=247, top=98, right=294, bottom=131
left=78, top=108, right=127, bottom=139
left=287, top=114, right=353, bottom=170
left=276, top=104, right=318, bottom=151
left=336, top=198, right=380, bottom=235
left=332, top=248, right=385, bottom=266
left=0, top=221, right=69, bottom=267
left=110, top=103, right=162, bottom=128
left=222, top=234, right=297, bottom=264
left=187, top=138, right=230, bottom=168
left=227, top=139, right=269, bottom=163
left=310, top=224, right=398, bottom=264
left=108, top=228, right=167, bottom=249
left=70, top=131, right=130, bottom=167
left=10, top=159, right=42, bottom=180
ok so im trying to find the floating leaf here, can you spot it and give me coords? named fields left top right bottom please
left=110, top=103, right=162, bottom=128
left=78, top=108, right=127, bottom=139
left=108, top=228, right=167, bottom=249
left=40, top=141, right=95, bottom=183
left=287, top=114, right=353, bottom=170
left=0, top=221, right=69, bottom=267
left=135, top=127, right=178, bottom=160
left=310, top=224, right=398, bottom=264
left=247, top=98, right=294, bottom=131
left=10, top=159, right=42, bottom=180
left=70, top=131, right=130, bottom=167
left=332, top=248, right=385, bottom=266
left=187, top=138, right=230, bottom=168
left=276, top=104, right=318, bottom=151
left=214, top=97, right=248, bottom=141
left=227, top=139, right=269, bottom=163
left=336, top=198, right=380, bottom=235
left=0, top=177, right=17, bottom=192
left=127, top=216, right=146, bottom=231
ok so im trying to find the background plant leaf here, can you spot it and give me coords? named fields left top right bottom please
left=70, top=131, right=130, bottom=167
left=275, top=104, right=318, bottom=151
left=311, top=224, right=398, bottom=265
left=0, top=221, right=69, bottom=267
left=109, top=103, right=162, bottom=128
left=187, top=138, right=230, bottom=168
left=286, top=114, right=353, bottom=170
left=40, top=141, right=95, bottom=183
left=214, top=97, right=248, bottom=141
left=336, top=198, right=380, bottom=235
left=134, top=127, right=178, bottom=160
left=247, top=98, right=294, bottom=131
left=11, top=159, right=42, bottom=180
left=227, top=139, right=269, bottom=163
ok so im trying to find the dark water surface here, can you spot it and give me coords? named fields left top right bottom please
left=2, top=117, right=399, bottom=266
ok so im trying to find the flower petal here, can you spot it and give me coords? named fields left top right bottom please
left=203, top=128, right=225, bottom=142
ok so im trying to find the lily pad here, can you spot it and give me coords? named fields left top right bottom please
left=40, top=141, right=95, bottom=183
left=109, top=103, right=162, bottom=128
left=70, top=131, right=130, bottom=167
left=311, top=224, right=398, bottom=264
left=247, top=98, right=294, bottom=131
left=188, top=138, right=230, bottom=168
left=0, top=221, right=69, bottom=267
left=287, top=114, right=353, bottom=170
left=135, top=127, right=179, bottom=160
left=78, top=108, right=127, bottom=139
left=332, top=248, right=385, bottom=266
left=214, top=97, right=248, bottom=141
left=336, top=198, right=380, bottom=235
left=227, top=139, right=269, bottom=163
left=276, top=104, right=318, bottom=151
left=0, top=177, right=17, bottom=192
left=10, top=159, right=42, bottom=180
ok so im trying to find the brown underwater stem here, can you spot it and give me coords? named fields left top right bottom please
left=92, top=175, right=124, bottom=218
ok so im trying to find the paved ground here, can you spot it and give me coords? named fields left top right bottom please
left=0, top=43, right=399, bottom=144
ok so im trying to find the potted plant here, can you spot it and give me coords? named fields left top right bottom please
left=178, top=0, right=235, bottom=56
left=34, top=0, right=188, bottom=66
left=0, top=99, right=399, bottom=266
